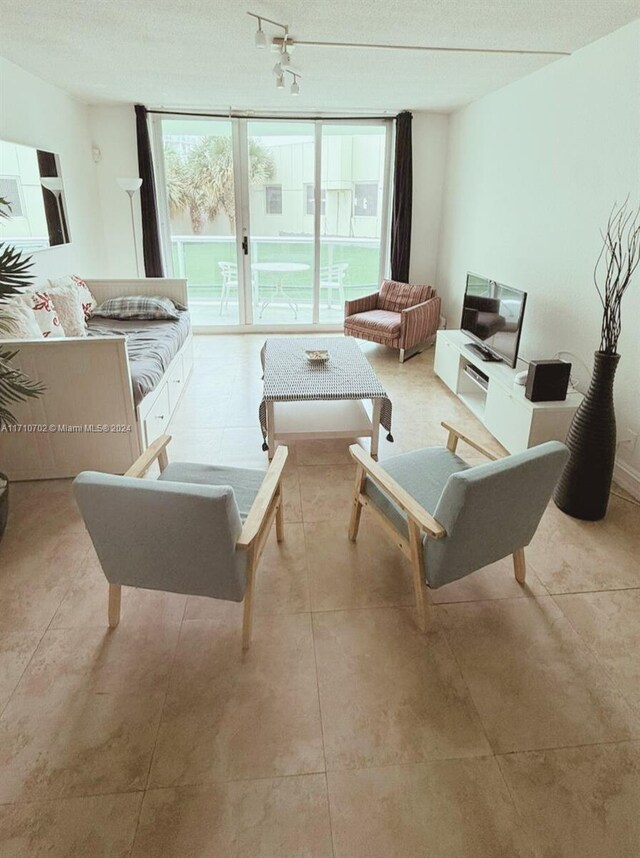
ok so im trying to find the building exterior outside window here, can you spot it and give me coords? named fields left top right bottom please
left=265, top=184, right=282, bottom=214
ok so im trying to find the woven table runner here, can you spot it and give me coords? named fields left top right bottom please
left=258, top=337, right=393, bottom=450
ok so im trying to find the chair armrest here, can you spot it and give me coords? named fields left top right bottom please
left=237, top=445, right=288, bottom=548
left=399, top=295, right=441, bottom=349
left=441, top=421, right=502, bottom=460
left=124, top=434, right=172, bottom=477
left=345, top=292, right=379, bottom=316
left=349, top=444, right=446, bottom=539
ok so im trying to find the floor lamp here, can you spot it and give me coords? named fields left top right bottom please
left=117, top=178, right=143, bottom=277
left=40, top=177, right=68, bottom=244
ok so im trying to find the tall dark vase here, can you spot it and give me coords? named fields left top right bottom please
left=553, top=351, right=620, bottom=521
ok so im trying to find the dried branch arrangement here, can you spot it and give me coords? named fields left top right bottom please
left=594, top=198, right=640, bottom=354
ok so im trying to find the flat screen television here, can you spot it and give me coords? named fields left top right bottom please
left=460, top=273, right=527, bottom=368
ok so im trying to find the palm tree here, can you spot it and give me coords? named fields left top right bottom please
left=166, top=137, right=276, bottom=233
left=0, top=197, right=45, bottom=429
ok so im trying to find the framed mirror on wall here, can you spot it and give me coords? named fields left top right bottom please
left=0, top=140, right=70, bottom=252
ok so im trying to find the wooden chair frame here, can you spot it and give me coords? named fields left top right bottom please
left=348, top=421, right=525, bottom=632
left=108, top=435, right=288, bottom=650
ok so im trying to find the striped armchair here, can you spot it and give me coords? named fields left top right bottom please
left=344, top=279, right=441, bottom=363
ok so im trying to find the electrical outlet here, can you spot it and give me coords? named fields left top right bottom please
left=618, top=428, right=638, bottom=452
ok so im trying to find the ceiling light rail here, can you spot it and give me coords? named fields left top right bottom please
left=274, top=37, right=570, bottom=57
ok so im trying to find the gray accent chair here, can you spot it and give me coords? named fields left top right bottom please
left=73, top=435, right=288, bottom=650
left=349, top=421, right=569, bottom=631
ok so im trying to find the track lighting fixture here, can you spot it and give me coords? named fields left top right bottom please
left=279, top=47, right=291, bottom=67
left=248, top=11, right=303, bottom=96
left=254, top=17, right=266, bottom=48
left=248, top=7, right=571, bottom=98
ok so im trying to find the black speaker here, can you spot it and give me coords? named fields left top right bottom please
left=525, top=360, right=571, bottom=402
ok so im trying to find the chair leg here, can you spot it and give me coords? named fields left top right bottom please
left=242, top=547, right=258, bottom=651
left=513, top=548, right=526, bottom=584
left=399, top=348, right=406, bottom=363
left=349, top=465, right=366, bottom=542
left=275, top=488, right=285, bottom=543
left=408, top=519, right=428, bottom=632
left=108, top=583, right=121, bottom=628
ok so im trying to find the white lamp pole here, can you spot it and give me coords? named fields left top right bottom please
left=116, top=178, right=143, bottom=276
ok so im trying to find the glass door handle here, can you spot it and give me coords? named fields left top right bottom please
left=242, top=236, right=248, bottom=255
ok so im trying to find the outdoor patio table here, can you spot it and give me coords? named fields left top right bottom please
left=252, top=261, right=310, bottom=320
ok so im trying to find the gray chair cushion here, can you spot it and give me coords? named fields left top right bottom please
left=159, top=462, right=265, bottom=520
left=73, top=472, right=248, bottom=601
left=364, top=448, right=470, bottom=538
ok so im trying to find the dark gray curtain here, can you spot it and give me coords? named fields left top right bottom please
left=135, top=104, right=164, bottom=277
left=37, top=150, right=69, bottom=245
left=390, top=111, right=413, bottom=283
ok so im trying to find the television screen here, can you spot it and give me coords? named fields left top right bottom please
left=461, top=273, right=527, bottom=367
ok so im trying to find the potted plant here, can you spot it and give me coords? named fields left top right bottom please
left=0, top=196, right=46, bottom=540
left=554, top=199, right=640, bottom=520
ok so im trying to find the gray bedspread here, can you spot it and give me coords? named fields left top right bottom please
left=87, top=310, right=191, bottom=404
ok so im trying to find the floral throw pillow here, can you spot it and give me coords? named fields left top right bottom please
left=49, top=284, right=87, bottom=337
left=48, top=274, right=97, bottom=321
left=0, top=300, right=42, bottom=339
left=19, top=291, right=65, bottom=338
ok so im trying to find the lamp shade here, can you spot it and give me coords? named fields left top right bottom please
left=116, top=177, right=143, bottom=193
left=40, top=177, right=64, bottom=193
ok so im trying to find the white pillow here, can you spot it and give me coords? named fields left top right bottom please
left=17, top=291, right=65, bottom=338
left=48, top=274, right=97, bottom=321
left=49, top=284, right=87, bottom=337
left=0, top=300, right=42, bottom=339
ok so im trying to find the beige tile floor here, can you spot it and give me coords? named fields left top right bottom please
left=1, top=334, right=639, bottom=857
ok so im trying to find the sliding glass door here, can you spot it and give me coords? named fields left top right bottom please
left=319, top=123, right=390, bottom=324
left=153, top=115, right=392, bottom=328
left=156, top=117, right=240, bottom=325
left=246, top=121, right=316, bottom=325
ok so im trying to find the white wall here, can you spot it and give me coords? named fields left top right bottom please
left=0, top=57, right=106, bottom=280
left=410, top=112, right=449, bottom=286
left=88, top=105, right=141, bottom=277
left=436, top=21, right=640, bottom=479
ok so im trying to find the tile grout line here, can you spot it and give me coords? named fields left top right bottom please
left=549, top=590, right=640, bottom=724
left=0, top=540, right=92, bottom=721
left=308, top=609, right=336, bottom=858
left=128, top=595, right=190, bottom=853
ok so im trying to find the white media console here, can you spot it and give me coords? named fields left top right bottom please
left=434, top=330, right=582, bottom=454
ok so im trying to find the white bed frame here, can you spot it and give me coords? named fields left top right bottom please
left=0, top=278, right=193, bottom=481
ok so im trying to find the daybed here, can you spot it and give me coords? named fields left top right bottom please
left=0, top=278, right=193, bottom=480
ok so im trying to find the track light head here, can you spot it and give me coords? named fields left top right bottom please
left=290, top=75, right=300, bottom=96
left=254, top=17, right=266, bottom=48
left=276, top=73, right=285, bottom=90
left=272, top=60, right=282, bottom=76
left=279, top=48, right=291, bottom=67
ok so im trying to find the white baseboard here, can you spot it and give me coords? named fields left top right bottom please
left=613, top=458, right=640, bottom=500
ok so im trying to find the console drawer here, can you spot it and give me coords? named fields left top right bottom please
left=484, top=383, right=531, bottom=453
left=434, top=333, right=459, bottom=392
left=143, top=384, right=170, bottom=446
left=167, top=355, right=185, bottom=413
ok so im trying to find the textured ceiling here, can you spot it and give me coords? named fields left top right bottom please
left=1, top=1, right=638, bottom=112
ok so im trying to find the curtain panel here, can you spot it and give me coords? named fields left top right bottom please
left=390, top=111, right=413, bottom=283
left=135, top=104, right=164, bottom=277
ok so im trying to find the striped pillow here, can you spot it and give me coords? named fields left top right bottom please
left=378, top=280, right=434, bottom=313
left=92, top=295, right=180, bottom=321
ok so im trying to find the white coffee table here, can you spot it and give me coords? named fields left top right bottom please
left=259, top=337, right=393, bottom=459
